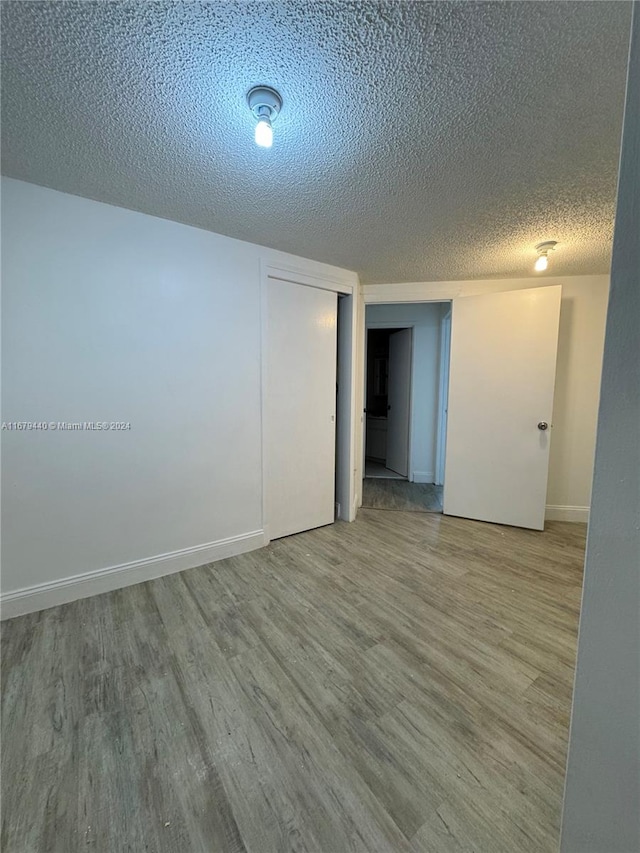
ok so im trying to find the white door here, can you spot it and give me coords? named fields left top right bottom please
left=265, top=279, right=337, bottom=540
left=386, top=328, right=412, bottom=477
left=443, top=286, right=561, bottom=530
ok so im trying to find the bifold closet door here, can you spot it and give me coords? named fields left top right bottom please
left=265, top=279, right=337, bottom=540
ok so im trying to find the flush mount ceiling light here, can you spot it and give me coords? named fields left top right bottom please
left=247, top=86, right=282, bottom=148
left=534, top=241, right=558, bottom=272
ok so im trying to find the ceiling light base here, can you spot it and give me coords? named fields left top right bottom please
left=534, top=240, right=558, bottom=272
left=247, top=86, right=282, bottom=122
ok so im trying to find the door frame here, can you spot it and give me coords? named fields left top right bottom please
left=364, top=321, right=415, bottom=481
left=435, top=308, right=451, bottom=486
left=358, top=282, right=563, bottom=521
left=356, top=288, right=476, bottom=509
left=260, top=263, right=357, bottom=542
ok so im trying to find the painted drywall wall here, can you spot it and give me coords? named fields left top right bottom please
left=1, top=178, right=357, bottom=614
left=561, top=6, right=640, bottom=851
left=366, top=303, right=443, bottom=482
left=362, top=275, right=609, bottom=521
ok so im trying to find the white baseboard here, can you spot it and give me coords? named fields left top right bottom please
left=0, top=530, right=265, bottom=620
left=413, top=471, right=435, bottom=484
left=545, top=505, right=590, bottom=523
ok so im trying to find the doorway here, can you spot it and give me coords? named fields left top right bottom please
left=362, top=304, right=450, bottom=514
left=359, top=287, right=562, bottom=530
left=364, top=327, right=411, bottom=480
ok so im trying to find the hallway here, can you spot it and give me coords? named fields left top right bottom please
left=362, top=478, right=444, bottom=513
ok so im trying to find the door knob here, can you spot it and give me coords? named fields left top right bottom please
left=538, top=421, right=549, bottom=431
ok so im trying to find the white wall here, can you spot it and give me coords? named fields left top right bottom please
left=1, top=178, right=357, bottom=616
left=561, top=5, right=640, bottom=850
left=362, top=275, right=609, bottom=521
left=366, top=303, right=443, bottom=483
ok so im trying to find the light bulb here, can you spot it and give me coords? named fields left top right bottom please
left=534, top=254, right=548, bottom=272
left=255, top=117, right=273, bottom=148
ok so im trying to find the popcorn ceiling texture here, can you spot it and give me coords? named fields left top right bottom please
left=1, top=1, right=632, bottom=283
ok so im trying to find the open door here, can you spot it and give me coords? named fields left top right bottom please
left=386, top=328, right=412, bottom=477
left=443, top=286, right=561, bottom=530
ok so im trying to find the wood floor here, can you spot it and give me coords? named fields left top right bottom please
left=362, top=479, right=444, bottom=513
left=364, top=460, right=407, bottom=480
left=1, top=511, right=586, bottom=853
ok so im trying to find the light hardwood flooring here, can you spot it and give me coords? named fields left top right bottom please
left=1, top=511, right=586, bottom=853
left=362, top=479, right=444, bottom=513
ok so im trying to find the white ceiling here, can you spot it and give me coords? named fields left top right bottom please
left=1, top=1, right=632, bottom=283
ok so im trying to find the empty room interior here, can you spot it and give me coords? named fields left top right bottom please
left=1, top=3, right=639, bottom=853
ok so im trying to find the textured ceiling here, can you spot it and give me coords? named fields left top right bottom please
left=1, top=1, right=632, bottom=283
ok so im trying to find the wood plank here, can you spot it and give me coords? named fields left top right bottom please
left=1, top=512, right=586, bottom=852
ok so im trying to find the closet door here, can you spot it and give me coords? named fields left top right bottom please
left=265, top=278, right=337, bottom=540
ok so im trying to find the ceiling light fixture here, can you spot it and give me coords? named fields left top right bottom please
left=534, top=241, right=558, bottom=272
left=247, top=86, right=282, bottom=148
